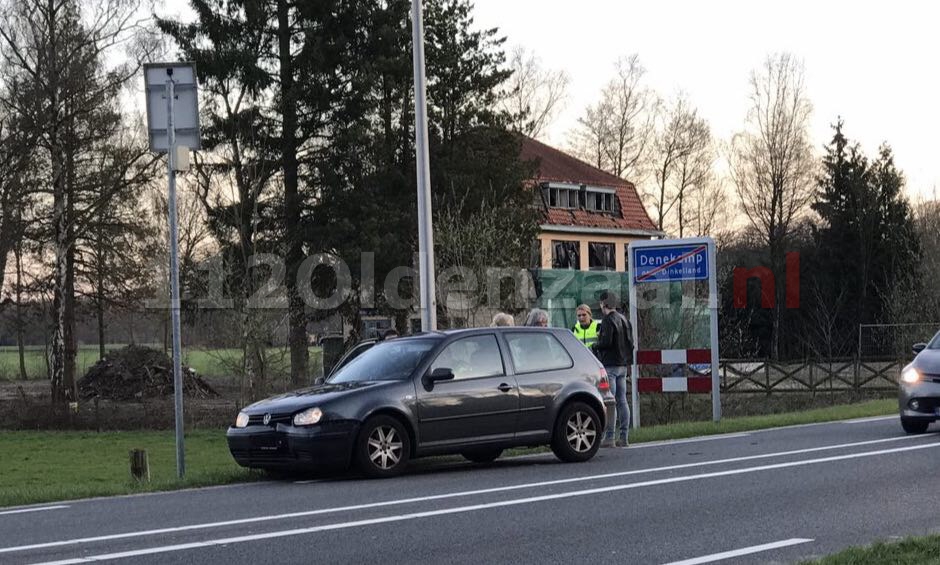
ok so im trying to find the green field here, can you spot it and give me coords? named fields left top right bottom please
left=0, top=345, right=323, bottom=381
left=805, top=535, right=940, bottom=564
left=0, top=399, right=896, bottom=508
left=0, top=429, right=259, bottom=508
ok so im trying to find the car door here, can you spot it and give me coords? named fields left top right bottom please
left=415, top=334, right=519, bottom=447
left=502, top=331, right=575, bottom=441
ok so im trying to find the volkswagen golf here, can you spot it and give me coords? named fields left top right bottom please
left=227, top=327, right=610, bottom=478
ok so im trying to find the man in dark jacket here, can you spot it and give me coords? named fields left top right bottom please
left=593, top=291, right=634, bottom=448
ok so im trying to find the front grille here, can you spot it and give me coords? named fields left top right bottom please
left=230, top=448, right=293, bottom=465
left=247, top=413, right=293, bottom=427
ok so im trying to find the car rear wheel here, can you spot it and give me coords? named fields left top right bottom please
left=551, top=401, right=601, bottom=463
left=901, top=417, right=930, bottom=434
left=461, top=448, right=503, bottom=464
left=355, top=415, right=411, bottom=478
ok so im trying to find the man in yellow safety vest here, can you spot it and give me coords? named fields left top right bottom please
left=571, top=304, right=599, bottom=348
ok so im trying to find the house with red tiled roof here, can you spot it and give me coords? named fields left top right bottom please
left=521, top=137, right=663, bottom=272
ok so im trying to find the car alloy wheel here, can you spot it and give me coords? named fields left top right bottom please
left=356, top=415, right=411, bottom=478
left=551, top=401, right=602, bottom=463
left=566, top=410, right=597, bottom=453
left=367, top=425, right=403, bottom=470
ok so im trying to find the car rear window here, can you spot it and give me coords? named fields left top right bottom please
left=504, top=332, right=573, bottom=374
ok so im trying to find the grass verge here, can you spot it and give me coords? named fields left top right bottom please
left=804, top=534, right=940, bottom=564
left=0, top=429, right=261, bottom=508
left=0, top=399, right=897, bottom=508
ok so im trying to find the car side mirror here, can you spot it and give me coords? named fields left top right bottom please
left=314, top=376, right=325, bottom=386
left=913, top=343, right=928, bottom=355
left=427, top=368, right=455, bottom=382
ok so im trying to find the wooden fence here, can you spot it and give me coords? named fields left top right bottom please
left=719, top=358, right=904, bottom=394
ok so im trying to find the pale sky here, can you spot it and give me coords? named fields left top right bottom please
left=473, top=0, right=940, bottom=200
left=156, top=0, right=940, bottom=200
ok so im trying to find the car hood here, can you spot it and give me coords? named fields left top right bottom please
left=913, top=349, right=940, bottom=373
left=244, top=381, right=386, bottom=414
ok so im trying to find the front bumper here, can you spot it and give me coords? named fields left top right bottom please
left=226, top=420, right=359, bottom=470
left=898, top=379, right=940, bottom=420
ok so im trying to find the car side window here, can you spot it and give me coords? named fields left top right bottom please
left=429, top=335, right=504, bottom=380
left=505, top=333, right=573, bottom=374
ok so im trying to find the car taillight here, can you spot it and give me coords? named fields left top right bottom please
left=597, top=368, right=610, bottom=392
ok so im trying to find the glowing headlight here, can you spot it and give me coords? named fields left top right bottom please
left=901, top=367, right=921, bottom=384
left=293, top=407, right=323, bottom=426
left=235, top=411, right=250, bottom=428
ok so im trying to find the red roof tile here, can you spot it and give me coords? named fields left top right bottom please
left=520, top=136, right=658, bottom=233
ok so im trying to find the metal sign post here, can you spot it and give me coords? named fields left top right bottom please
left=144, top=63, right=200, bottom=479
left=411, top=0, right=437, bottom=332
left=628, top=237, right=720, bottom=427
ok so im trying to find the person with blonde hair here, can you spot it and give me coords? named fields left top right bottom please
left=491, top=312, right=515, bottom=327
left=572, top=304, right=599, bottom=348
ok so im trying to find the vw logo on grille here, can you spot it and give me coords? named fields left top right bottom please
left=263, top=413, right=271, bottom=426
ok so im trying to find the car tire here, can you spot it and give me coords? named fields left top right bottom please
left=901, top=417, right=930, bottom=434
left=355, top=415, right=411, bottom=478
left=461, top=448, right=503, bottom=464
left=551, top=401, right=601, bottom=463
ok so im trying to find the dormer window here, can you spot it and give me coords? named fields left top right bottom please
left=542, top=182, right=616, bottom=213
left=585, top=186, right=616, bottom=213
left=544, top=183, right=580, bottom=209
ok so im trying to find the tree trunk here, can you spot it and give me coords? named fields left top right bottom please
left=96, top=233, right=106, bottom=359
left=50, top=146, right=68, bottom=404
left=15, top=242, right=27, bottom=380
left=278, top=0, right=307, bottom=387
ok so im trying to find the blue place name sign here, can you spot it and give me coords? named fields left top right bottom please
left=634, top=244, right=709, bottom=283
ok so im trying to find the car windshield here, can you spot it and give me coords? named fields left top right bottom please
left=327, top=339, right=438, bottom=383
left=929, top=332, right=940, bottom=350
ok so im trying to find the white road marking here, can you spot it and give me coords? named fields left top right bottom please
left=4, top=435, right=930, bottom=556
left=630, top=433, right=751, bottom=449
left=31, top=442, right=940, bottom=565
left=661, top=538, right=814, bottom=565
left=0, top=506, right=69, bottom=516
left=844, top=415, right=897, bottom=424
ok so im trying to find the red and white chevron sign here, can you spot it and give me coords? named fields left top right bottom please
left=636, top=349, right=711, bottom=365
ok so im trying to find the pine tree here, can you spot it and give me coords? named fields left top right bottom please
left=812, top=120, right=920, bottom=349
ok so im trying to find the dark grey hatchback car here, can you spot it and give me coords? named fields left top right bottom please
left=227, top=327, right=610, bottom=478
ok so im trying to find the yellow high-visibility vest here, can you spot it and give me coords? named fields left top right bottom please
left=572, top=320, right=599, bottom=347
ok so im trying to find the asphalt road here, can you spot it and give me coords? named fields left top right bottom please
left=3, top=416, right=940, bottom=565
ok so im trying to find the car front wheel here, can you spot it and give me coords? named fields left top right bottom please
left=355, top=415, right=411, bottom=478
left=901, top=417, right=930, bottom=434
left=551, top=401, right=601, bottom=463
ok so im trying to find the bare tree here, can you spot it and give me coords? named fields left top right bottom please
left=684, top=175, right=728, bottom=237
left=729, top=53, right=815, bottom=359
left=0, top=111, right=32, bottom=303
left=499, top=46, right=570, bottom=140
left=568, top=103, right=610, bottom=172
left=0, top=0, right=153, bottom=404
left=646, top=95, right=713, bottom=235
left=570, top=55, right=656, bottom=180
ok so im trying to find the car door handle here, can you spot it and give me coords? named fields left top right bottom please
left=497, top=383, right=514, bottom=393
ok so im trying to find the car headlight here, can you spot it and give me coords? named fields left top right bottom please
left=901, top=367, right=921, bottom=384
left=293, top=407, right=323, bottom=426
left=235, top=411, right=250, bottom=428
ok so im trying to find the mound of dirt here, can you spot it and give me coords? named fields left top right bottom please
left=78, top=345, right=217, bottom=400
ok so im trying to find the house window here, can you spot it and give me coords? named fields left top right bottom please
left=552, top=240, right=580, bottom=269
left=544, top=185, right=580, bottom=209
left=588, top=242, right=615, bottom=271
left=585, top=190, right=615, bottom=213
